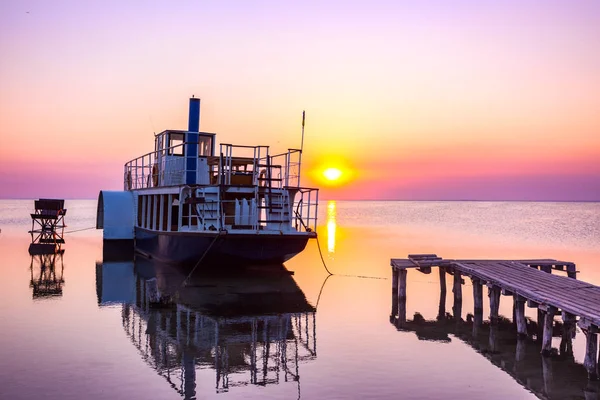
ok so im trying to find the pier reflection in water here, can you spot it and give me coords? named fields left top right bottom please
left=96, top=256, right=317, bottom=399
left=29, top=250, right=65, bottom=299
left=390, top=280, right=599, bottom=399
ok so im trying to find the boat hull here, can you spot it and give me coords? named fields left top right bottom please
left=134, top=227, right=314, bottom=266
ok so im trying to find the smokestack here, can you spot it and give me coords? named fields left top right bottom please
left=188, top=97, right=200, bottom=132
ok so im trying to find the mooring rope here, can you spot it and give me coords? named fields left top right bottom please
left=181, top=233, right=222, bottom=287
left=315, top=235, right=334, bottom=276
left=315, top=235, right=386, bottom=280
left=64, top=226, right=96, bottom=234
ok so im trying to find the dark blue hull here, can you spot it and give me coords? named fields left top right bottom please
left=134, top=227, right=313, bottom=266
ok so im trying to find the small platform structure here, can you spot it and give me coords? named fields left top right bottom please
left=28, top=199, right=67, bottom=255
left=391, top=254, right=600, bottom=381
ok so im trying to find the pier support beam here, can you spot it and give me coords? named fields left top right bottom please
left=472, top=279, right=483, bottom=337
left=489, top=324, right=498, bottom=353
left=452, top=271, right=462, bottom=321
left=514, top=296, right=527, bottom=337
left=398, top=269, right=407, bottom=323
left=438, top=267, right=447, bottom=320
left=391, top=269, right=399, bottom=319
left=579, top=319, right=598, bottom=380
left=439, top=267, right=447, bottom=294
left=537, top=309, right=545, bottom=342
left=540, top=265, right=552, bottom=274
left=489, top=286, right=501, bottom=323
left=541, top=306, right=557, bottom=356
left=560, top=312, right=576, bottom=356
left=567, top=264, right=577, bottom=279
left=542, top=354, right=554, bottom=396
left=515, top=337, right=526, bottom=367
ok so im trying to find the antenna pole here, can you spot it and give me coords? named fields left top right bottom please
left=298, top=110, right=305, bottom=185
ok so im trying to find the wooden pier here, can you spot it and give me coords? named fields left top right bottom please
left=390, top=254, right=600, bottom=381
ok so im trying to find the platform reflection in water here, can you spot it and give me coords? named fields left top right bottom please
left=96, top=256, right=317, bottom=399
left=30, top=251, right=65, bottom=299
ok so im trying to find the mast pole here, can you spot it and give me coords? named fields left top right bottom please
left=298, top=110, right=305, bottom=185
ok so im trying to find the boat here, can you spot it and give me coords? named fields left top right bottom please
left=96, top=97, right=319, bottom=267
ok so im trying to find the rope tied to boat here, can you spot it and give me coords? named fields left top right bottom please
left=181, top=232, right=223, bottom=287
left=315, top=234, right=386, bottom=280
left=63, top=226, right=96, bottom=234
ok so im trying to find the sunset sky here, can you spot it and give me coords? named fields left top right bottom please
left=1, top=0, right=599, bottom=200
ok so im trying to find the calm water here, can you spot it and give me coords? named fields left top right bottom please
left=1, top=200, right=599, bottom=399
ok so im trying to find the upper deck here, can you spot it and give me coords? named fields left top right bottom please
left=123, top=130, right=305, bottom=191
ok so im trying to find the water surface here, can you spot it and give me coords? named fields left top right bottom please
left=1, top=200, right=599, bottom=399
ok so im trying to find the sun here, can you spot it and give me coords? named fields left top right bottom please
left=323, top=167, right=342, bottom=181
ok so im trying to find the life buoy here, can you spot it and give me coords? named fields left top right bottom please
left=152, top=164, right=159, bottom=187
left=126, top=171, right=132, bottom=190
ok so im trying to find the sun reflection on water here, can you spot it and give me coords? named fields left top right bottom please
left=327, top=200, right=337, bottom=256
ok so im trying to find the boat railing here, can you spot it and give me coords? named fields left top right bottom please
left=268, top=149, right=301, bottom=188
left=292, top=187, right=319, bottom=232
left=213, top=191, right=318, bottom=233
left=218, top=144, right=268, bottom=186
left=124, top=143, right=186, bottom=190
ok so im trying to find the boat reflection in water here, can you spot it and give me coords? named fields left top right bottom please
left=96, top=256, right=317, bottom=398
left=29, top=250, right=65, bottom=298
left=390, top=293, right=599, bottom=399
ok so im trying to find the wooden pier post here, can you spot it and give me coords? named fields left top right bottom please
left=473, top=279, right=483, bottom=317
left=391, top=268, right=399, bottom=319
left=578, top=319, right=598, bottom=380
left=489, top=323, right=498, bottom=353
left=489, top=286, right=501, bottom=323
left=438, top=287, right=446, bottom=320
left=514, top=296, right=527, bottom=337
left=452, top=271, right=462, bottom=301
left=515, top=337, right=526, bottom=365
left=537, top=309, right=545, bottom=342
left=392, top=268, right=399, bottom=294
left=585, top=382, right=600, bottom=400
left=439, top=267, right=447, bottom=294
left=472, top=278, right=483, bottom=336
left=398, top=269, right=407, bottom=323
left=453, top=270, right=462, bottom=321
left=542, top=353, right=554, bottom=396
left=541, top=306, right=557, bottom=356
left=438, top=267, right=447, bottom=320
left=560, top=312, right=576, bottom=356
left=567, top=263, right=577, bottom=279
left=540, top=265, right=552, bottom=274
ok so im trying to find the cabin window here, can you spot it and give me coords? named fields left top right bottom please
left=198, top=135, right=213, bottom=156
left=168, top=133, right=184, bottom=156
